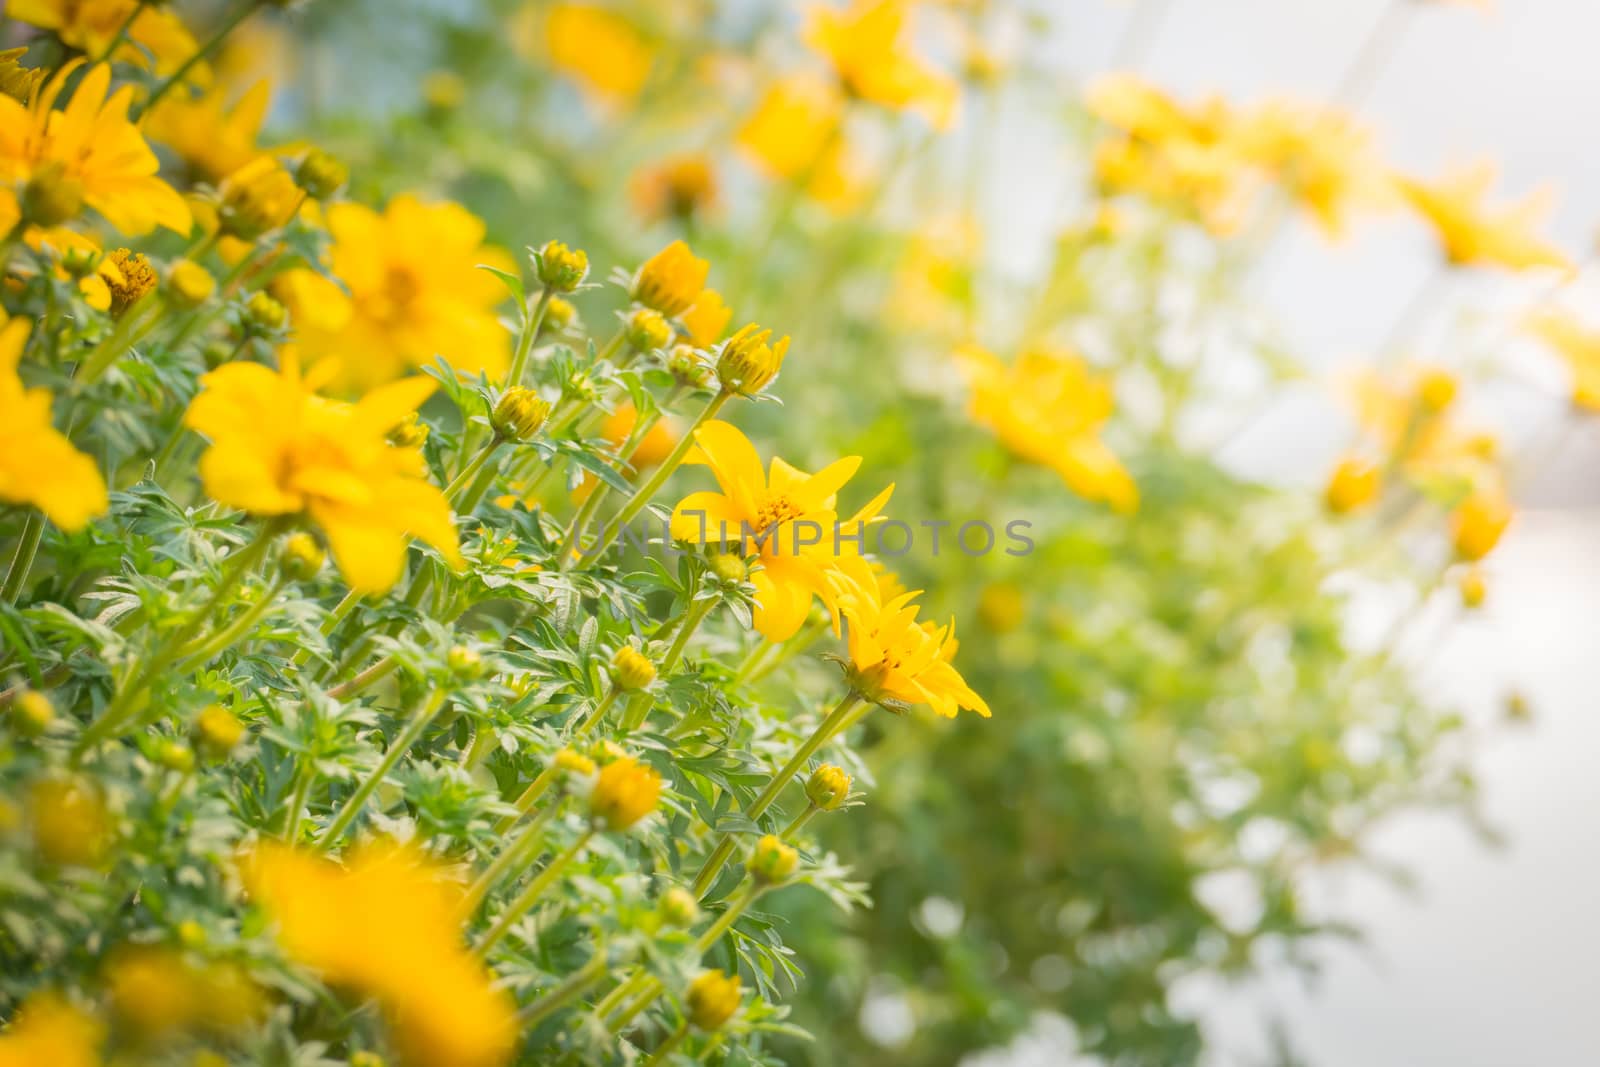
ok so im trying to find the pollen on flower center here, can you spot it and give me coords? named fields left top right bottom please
left=754, top=494, right=803, bottom=531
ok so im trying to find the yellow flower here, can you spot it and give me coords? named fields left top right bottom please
left=0, top=48, right=45, bottom=103
left=242, top=843, right=516, bottom=1067
left=748, top=833, right=798, bottom=884
left=1345, top=365, right=1497, bottom=489
left=715, top=323, right=790, bottom=397
left=1232, top=101, right=1388, bottom=238
left=1525, top=312, right=1600, bottom=412
left=195, top=703, right=246, bottom=758
left=0, top=63, right=190, bottom=236
left=540, top=3, right=655, bottom=106
left=826, top=555, right=990, bottom=719
left=0, top=991, right=103, bottom=1067
left=804, top=764, right=852, bottom=811
left=1396, top=163, right=1571, bottom=272
left=1452, top=489, right=1511, bottom=561
left=737, top=76, right=857, bottom=205
left=630, top=153, right=717, bottom=224
left=607, top=403, right=678, bottom=470
left=806, top=0, right=958, bottom=129
left=955, top=344, right=1137, bottom=513
left=669, top=420, right=893, bottom=642
left=1324, top=456, right=1381, bottom=514
left=610, top=646, right=657, bottom=691
left=277, top=196, right=513, bottom=388
left=685, top=969, right=742, bottom=1031
left=28, top=776, right=110, bottom=868
left=10, top=0, right=198, bottom=76
left=681, top=289, right=732, bottom=348
left=633, top=240, right=710, bottom=318
left=182, top=352, right=462, bottom=595
left=0, top=316, right=108, bottom=530
left=103, top=946, right=263, bottom=1041
left=589, top=754, right=662, bottom=831
left=146, top=81, right=272, bottom=184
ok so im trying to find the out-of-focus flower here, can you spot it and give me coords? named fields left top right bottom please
left=1451, top=488, right=1511, bottom=561
left=0, top=991, right=103, bottom=1067
left=670, top=421, right=892, bottom=641
left=10, top=0, right=198, bottom=76
left=826, top=555, right=990, bottom=718
left=0, top=316, right=108, bottom=530
left=589, top=755, right=662, bottom=831
left=242, top=843, right=516, bottom=1067
left=167, top=259, right=216, bottom=309
left=104, top=946, right=263, bottom=1042
left=681, top=289, right=732, bottom=348
left=1524, top=312, right=1600, bottom=412
left=888, top=213, right=980, bottom=333
left=28, top=777, right=110, bottom=868
left=955, top=344, right=1137, bottom=513
left=737, top=75, right=857, bottom=205
left=685, top=969, right=742, bottom=1031
left=630, top=153, right=717, bottom=224
left=1345, top=365, right=1501, bottom=491
left=538, top=3, right=655, bottom=106
left=0, top=63, right=190, bottom=236
left=1324, top=456, right=1381, bottom=514
left=806, top=0, right=958, bottom=129
left=146, top=81, right=272, bottom=184
left=633, top=240, right=710, bottom=317
left=1232, top=100, right=1389, bottom=238
left=0, top=48, right=45, bottom=103
left=182, top=352, right=462, bottom=594
left=605, top=403, right=678, bottom=471
left=218, top=156, right=301, bottom=240
left=276, top=196, right=513, bottom=388
left=748, top=834, right=798, bottom=884
left=1396, top=163, right=1571, bottom=273
left=195, top=703, right=246, bottom=759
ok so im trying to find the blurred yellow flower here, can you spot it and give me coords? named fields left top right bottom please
left=1452, top=488, right=1511, bottom=561
left=955, top=344, right=1138, bottom=513
left=242, top=842, right=516, bottom=1067
left=1396, top=163, right=1571, bottom=272
left=540, top=2, right=655, bottom=106
left=806, top=0, right=958, bottom=129
left=28, top=777, right=109, bottom=868
left=1346, top=365, right=1499, bottom=490
left=685, top=969, right=742, bottom=1030
left=827, top=555, right=990, bottom=718
left=182, top=352, right=462, bottom=594
left=681, top=288, right=732, bottom=348
left=1525, top=312, right=1600, bottom=412
left=278, top=196, right=513, bottom=388
left=633, top=239, right=710, bottom=318
left=0, top=63, right=190, bottom=236
left=0, top=316, right=108, bottom=531
left=1324, top=456, right=1382, bottom=514
left=218, top=156, right=301, bottom=240
left=670, top=420, right=893, bottom=641
left=104, top=946, right=263, bottom=1041
left=630, top=153, right=717, bottom=224
left=0, top=991, right=102, bottom=1067
left=1233, top=101, right=1388, bottom=238
left=737, top=75, right=857, bottom=205
left=589, top=754, right=662, bottom=830
left=146, top=81, right=272, bottom=184
left=10, top=0, right=197, bottom=76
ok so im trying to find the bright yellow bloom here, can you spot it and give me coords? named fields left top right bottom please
left=277, top=196, right=513, bottom=388
left=0, top=316, right=108, bottom=531
left=681, top=289, right=732, bottom=348
left=218, top=155, right=301, bottom=240
left=806, top=0, right=958, bottom=128
left=242, top=843, right=516, bottom=1067
left=716, top=322, right=790, bottom=397
left=1452, top=488, right=1512, bottom=561
left=670, top=421, right=893, bottom=642
left=540, top=3, right=655, bottom=106
left=589, top=754, right=662, bottom=831
left=955, top=344, right=1137, bottom=513
left=737, top=76, right=857, bottom=205
left=0, top=992, right=103, bottom=1067
left=630, top=153, right=717, bottom=223
left=1525, top=312, right=1600, bottom=412
left=0, top=63, right=190, bottom=236
left=1345, top=366, right=1499, bottom=490
left=1232, top=101, right=1388, bottom=238
left=1396, top=163, right=1571, bottom=272
left=103, top=946, right=263, bottom=1041
left=10, top=0, right=198, bottom=76
left=605, top=402, right=678, bottom=470
left=1324, top=456, right=1381, bottom=514
left=685, top=969, right=742, bottom=1031
left=633, top=240, right=710, bottom=318
left=183, top=352, right=462, bottom=595
left=146, top=80, right=272, bottom=184
left=827, top=555, right=990, bottom=719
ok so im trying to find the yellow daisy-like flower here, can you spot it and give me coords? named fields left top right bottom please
left=826, top=555, right=990, bottom=719
left=539, top=2, right=655, bottom=106
left=680, top=288, right=732, bottom=348
left=0, top=991, right=103, bottom=1067
left=275, top=196, right=513, bottom=389
left=1396, top=162, right=1571, bottom=273
left=737, top=76, right=857, bottom=206
left=629, top=153, right=717, bottom=224
left=10, top=0, right=199, bottom=76
left=1232, top=100, right=1389, bottom=238
left=0, top=316, right=108, bottom=531
left=182, top=352, right=462, bottom=595
left=1524, top=312, right=1600, bottom=412
left=632, top=240, right=710, bottom=318
left=241, top=843, right=516, bottom=1067
left=145, top=80, right=273, bottom=184
left=955, top=344, right=1138, bottom=513
left=0, top=63, right=190, bottom=236
left=589, top=754, right=663, bottom=831
left=670, top=420, right=892, bottom=642
left=805, top=0, right=958, bottom=129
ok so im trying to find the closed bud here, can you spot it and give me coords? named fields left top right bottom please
left=716, top=323, right=790, bottom=397
left=590, top=755, right=662, bottom=831
left=544, top=295, right=578, bottom=331
left=166, top=259, right=215, bottom=309
left=103, top=248, right=158, bottom=317
left=1457, top=566, right=1487, bottom=609
left=685, top=969, right=742, bottom=1031
left=21, top=161, right=84, bottom=227
left=553, top=748, right=597, bottom=777
left=386, top=412, right=430, bottom=449
left=666, top=344, right=714, bottom=389
left=1415, top=367, right=1458, bottom=415
left=610, top=646, right=657, bottom=691
left=804, top=764, right=851, bottom=812
left=194, top=704, right=245, bottom=759
left=155, top=739, right=196, bottom=773
left=709, top=553, right=747, bottom=584
left=1452, top=490, right=1512, bottom=562
left=534, top=240, right=589, bottom=293
left=625, top=308, right=673, bottom=353
left=11, top=690, right=54, bottom=737
left=279, top=533, right=324, bottom=581
left=295, top=149, right=348, bottom=200
left=447, top=645, right=484, bottom=680
left=219, top=157, right=301, bottom=240
left=492, top=387, right=552, bottom=441
left=1324, top=456, right=1380, bottom=515
left=631, top=240, right=710, bottom=317
left=748, top=833, right=798, bottom=885
left=658, top=886, right=700, bottom=928
left=244, top=291, right=288, bottom=333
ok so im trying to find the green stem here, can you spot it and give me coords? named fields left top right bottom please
left=135, top=0, right=262, bottom=119
left=507, top=286, right=554, bottom=388
left=91, top=0, right=145, bottom=64
left=175, top=574, right=288, bottom=666
left=283, top=764, right=312, bottom=842
left=475, top=829, right=594, bottom=959
left=620, top=596, right=716, bottom=733
left=461, top=801, right=562, bottom=917
left=689, top=691, right=863, bottom=897
left=326, top=652, right=400, bottom=700
left=2, top=510, right=47, bottom=604
left=446, top=437, right=505, bottom=501
left=606, top=882, right=761, bottom=1034
left=641, top=1024, right=690, bottom=1066
left=521, top=953, right=609, bottom=1029
left=318, top=688, right=449, bottom=847
left=574, top=686, right=622, bottom=737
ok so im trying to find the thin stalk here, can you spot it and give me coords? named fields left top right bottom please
left=1332, top=0, right=1412, bottom=109
left=507, top=286, right=554, bottom=388
left=620, top=596, right=716, bottom=733
left=641, top=1024, right=689, bottom=1066
left=521, top=953, right=609, bottom=1029
left=460, top=801, right=562, bottom=917
left=136, top=0, right=262, bottom=119
left=446, top=436, right=506, bottom=501
left=475, top=829, right=595, bottom=959
left=283, top=764, right=312, bottom=842
left=689, top=691, right=863, bottom=897
left=318, top=688, right=449, bottom=847
left=2, top=510, right=46, bottom=604
left=606, top=882, right=762, bottom=1033
left=289, top=587, right=362, bottom=669
left=91, top=0, right=146, bottom=64
left=326, top=652, right=400, bottom=700
left=574, top=686, right=622, bottom=736
left=174, top=574, right=288, bottom=666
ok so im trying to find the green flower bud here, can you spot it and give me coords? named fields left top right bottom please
left=534, top=240, right=589, bottom=293
left=625, top=308, right=673, bottom=353
left=491, top=387, right=552, bottom=442
left=804, top=764, right=851, bottom=812
left=11, top=690, right=54, bottom=737
left=748, top=834, right=798, bottom=885
left=610, top=646, right=656, bottom=691
left=658, top=886, right=700, bottom=928
left=280, top=533, right=324, bottom=582
left=295, top=149, right=348, bottom=200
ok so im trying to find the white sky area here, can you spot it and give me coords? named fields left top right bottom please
left=971, top=3, right=1600, bottom=1065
